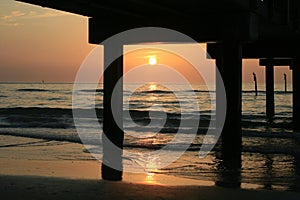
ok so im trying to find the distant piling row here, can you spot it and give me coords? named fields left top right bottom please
left=252, top=72, right=288, bottom=96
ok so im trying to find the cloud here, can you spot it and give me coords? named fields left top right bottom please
left=24, top=11, right=67, bottom=19
left=11, top=11, right=26, bottom=17
left=0, top=15, right=11, bottom=20
left=0, top=9, right=68, bottom=26
left=0, top=10, right=26, bottom=26
left=0, top=22, right=23, bottom=27
left=0, top=10, right=25, bottom=19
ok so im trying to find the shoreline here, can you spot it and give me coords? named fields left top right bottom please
left=1, top=135, right=300, bottom=199
left=0, top=158, right=215, bottom=187
left=0, top=134, right=214, bottom=186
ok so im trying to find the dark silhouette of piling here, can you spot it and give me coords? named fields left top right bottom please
left=284, top=73, right=287, bottom=93
left=260, top=59, right=275, bottom=118
left=293, top=58, right=300, bottom=132
left=102, top=45, right=124, bottom=181
left=253, top=73, right=258, bottom=96
left=216, top=42, right=242, bottom=163
left=266, top=65, right=275, bottom=118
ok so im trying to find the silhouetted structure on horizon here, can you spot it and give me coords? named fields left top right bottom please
left=16, top=0, right=300, bottom=181
left=253, top=73, right=258, bottom=96
left=284, top=73, right=287, bottom=93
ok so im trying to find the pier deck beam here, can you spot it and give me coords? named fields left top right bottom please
left=102, top=45, right=124, bottom=181
left=293, top=57, right=300, bottom=132
left=215, top=41, right=242, bottom=162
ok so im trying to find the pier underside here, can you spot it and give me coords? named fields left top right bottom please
left=16, top=0, right=300, bottom=181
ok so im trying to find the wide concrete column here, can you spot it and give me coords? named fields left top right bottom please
left=293, top=57, right=300, bottom=132
left=216, top=41, right=242, bottom=162
left=265, top=64, right=275, bottom=118
left=102, top=45, right=124, bottom=180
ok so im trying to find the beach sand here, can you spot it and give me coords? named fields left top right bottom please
left=1, top=135, right=300, bottom=200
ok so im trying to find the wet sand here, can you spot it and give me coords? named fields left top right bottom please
left=1, top=135, right=300, bottom=199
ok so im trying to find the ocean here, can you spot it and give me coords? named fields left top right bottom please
left=0, top=82, right=299, bottom=191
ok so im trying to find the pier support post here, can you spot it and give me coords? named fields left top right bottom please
left=216, top=41, right=242, bottom=162
left=293, top=57, right=300, bottom=132
left=102, top=45, right=124, bottom=180
left=265, top=63, right=275, bottom=118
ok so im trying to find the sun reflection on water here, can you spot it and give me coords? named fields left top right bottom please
left=145, top=172, right=157, bottom=184
left=149, top=83, right=157, bottom=91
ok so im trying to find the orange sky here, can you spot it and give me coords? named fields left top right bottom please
left=0, top=0, right=293, bottom=84
left=124, top=45, right=212, bottom=84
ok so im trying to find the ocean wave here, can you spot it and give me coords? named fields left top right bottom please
left=47, top=97, right=64, bottom=101
left=0, top=130, right=299, bottom=156
left=0, top=108, right=103, bottom=129
left=243, top=130, right=299, bottom=139
left=80, top=89, right=104, bottom=93
left=138, top=90, right=174, bottom=94
left=0, top=107, right=102, bottom=115
left=242, top=146, right=300, bottom=155
left=185, top=90, right=213, bottom=93
left=243, top=90, right=293, bottom=94
left=0, top=107, right=293, bottom=132
left=183, top=90, right=293, bottom=94
left=0, top=131, right=81, bottom=144
left=79, top=89, right=133, bottom=94
left=17, top=88, right=54, bottom=92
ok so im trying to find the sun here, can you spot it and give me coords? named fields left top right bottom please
left=148, top=57, right=157, bottom=65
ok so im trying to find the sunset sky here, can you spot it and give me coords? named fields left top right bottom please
left=0, top=0, right=292, bottom=84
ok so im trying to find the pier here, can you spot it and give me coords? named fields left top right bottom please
left=259, top=58, right=293, bottom=118
left=17, top=0, right=300, bottom=181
